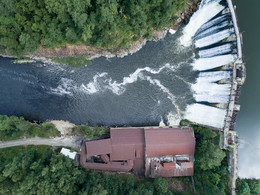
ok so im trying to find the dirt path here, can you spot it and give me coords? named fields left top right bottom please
left=0, top=135, right=84, bottom=151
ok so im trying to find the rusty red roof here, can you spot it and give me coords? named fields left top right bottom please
left=86, top=139, right=112, bottom=157
left=110, top=128, right=144, bottom=145
left=81, top=127, right=195, bottom=177
left=144, top=128, right=195, bottom=158
left=110, top=145, right=136, bottom=161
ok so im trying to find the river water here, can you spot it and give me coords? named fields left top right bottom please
left=234, top=0, right=260, bottom=179
left=0, top=31, right=197, bottom=127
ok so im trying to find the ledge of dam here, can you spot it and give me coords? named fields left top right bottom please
left=223, top=1, right=245, bottom=194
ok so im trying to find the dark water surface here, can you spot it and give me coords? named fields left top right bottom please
left=234, top=0, right=260, bottom=178
left=0, top=32, right=196, bottom=127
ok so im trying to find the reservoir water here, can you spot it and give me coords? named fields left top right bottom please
left=234, top=0, right=260, bottom=179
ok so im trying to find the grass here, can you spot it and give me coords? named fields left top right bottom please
left=52, top=56, right=91, bottom=68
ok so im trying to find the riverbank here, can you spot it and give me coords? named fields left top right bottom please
left=0, top=0, right=200, bottom=67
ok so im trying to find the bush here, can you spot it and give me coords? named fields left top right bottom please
left=39, top=122, right=60, bottom=137
left=93, top=126, right=106, bottom=137
left=154, top=177, right=168, bottom=193
left=75, top=126, right=94, bottom=139
left=0, top=115, right=60, bottom=141
left=0, top=115, right=31, bottom=141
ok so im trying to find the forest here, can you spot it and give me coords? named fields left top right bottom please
left=0, top=0, right=187, bottom=56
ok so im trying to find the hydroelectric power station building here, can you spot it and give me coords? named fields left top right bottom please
left=80, top=127, right=195, bottom=177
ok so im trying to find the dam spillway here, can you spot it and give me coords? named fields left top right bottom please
left=181, top=0, right=245, bottom=129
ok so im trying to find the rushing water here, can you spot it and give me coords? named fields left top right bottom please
left=0, top=0, right=237, bottom=129
left=233, top=0, right=260, bottom=179
left=0, top=32, right=197, bottom=126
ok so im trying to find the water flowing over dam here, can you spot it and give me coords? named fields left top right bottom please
left=181, top=0, right=240, bottom=128
left=0, top=0, right=241, bottom=129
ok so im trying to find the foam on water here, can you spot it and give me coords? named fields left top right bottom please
left=191, top=71, right=232, bottom=103
left=184, top=103, right=227, bottom=128
left=166, top=111, right=182, bottom=126
left=195, top=28, right=235, bottom=48
left=50, top=78, right=74, bottom=96
left=192, top=83, right=231, bottom=102
left=50, top=63, right=180, bottom=104
left=179, top=0, right=225, bottom=47
left=192, top=54, right=236, bottom=70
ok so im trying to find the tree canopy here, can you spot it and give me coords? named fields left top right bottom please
left=192, top=125, right=228, bottom=195
left=0, top=0, right=188, bottom=55
left=0, top=115, right=60, bottom=141
left=0, top=147, right=176, bottom=195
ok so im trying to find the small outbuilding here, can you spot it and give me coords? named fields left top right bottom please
left=60, top=148, right=77, bottom=160
left=80, top=127, right=195, bottom=177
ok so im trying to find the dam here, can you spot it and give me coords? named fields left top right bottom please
left=180, top=0, right=245, bottom=131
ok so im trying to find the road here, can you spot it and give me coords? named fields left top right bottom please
left=0, top=135, right=83, bottom=151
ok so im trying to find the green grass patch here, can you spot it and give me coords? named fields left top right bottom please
left=52, top=56, right=90, bottom=68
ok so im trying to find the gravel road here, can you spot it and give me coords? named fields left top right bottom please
left=0, top=135, right=84, bottom=151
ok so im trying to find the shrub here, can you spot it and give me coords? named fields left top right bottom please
left=93, top=126, right=106, bottom=137
left=74, top=126, right=94, bottom=139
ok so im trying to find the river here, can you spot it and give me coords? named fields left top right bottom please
left=234, top=0, right=260, bottom=179
left=0, top=31, right=196, bottom=127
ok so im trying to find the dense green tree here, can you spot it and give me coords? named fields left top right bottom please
left=237, top=179, right=251, bottom=195
left=237, top=179, right=260, bottom=195
left=154, top=177, right=168, bottom=193
left=0, top=115, right=60, bottom=141
left=196, top=140, right=226, bottom=170
left=0, top=0, right=189, bottom=55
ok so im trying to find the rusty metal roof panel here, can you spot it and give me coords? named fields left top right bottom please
left=144, top=128, right=195, bottom=157
left=86, top=139, right=112, bottom=157
left=110, top=145, right=136, bottom=161
left=110, top=128, right=144, bottom=145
